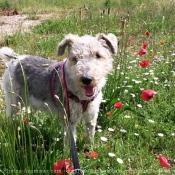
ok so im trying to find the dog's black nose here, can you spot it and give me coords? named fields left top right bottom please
left=81, top=76, right=93, bottom=85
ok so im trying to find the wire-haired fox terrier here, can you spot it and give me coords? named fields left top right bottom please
left=0, top=33, right=118, bottom=143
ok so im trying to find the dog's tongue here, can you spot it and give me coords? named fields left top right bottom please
left=83, top=86, right=95, bottom=97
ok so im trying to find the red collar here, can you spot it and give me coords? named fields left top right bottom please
left=67, top=91, right=99, bottom=112
left=50, top=59, right=98, bottom=113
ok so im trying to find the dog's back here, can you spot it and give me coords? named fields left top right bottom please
left=0, top=47, right=63, bottom=117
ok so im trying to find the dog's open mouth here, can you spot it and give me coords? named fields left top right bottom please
left=83, top=86, right=95, bottom=97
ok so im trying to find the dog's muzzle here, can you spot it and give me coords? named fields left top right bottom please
left=80, top=76, right=95, bottom=97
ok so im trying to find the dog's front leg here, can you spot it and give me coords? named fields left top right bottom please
left=83, top=112, right=98, bottom=144
left=69, top=121, right=79, bottom=143
left=63, top=118, right=80, bottom=147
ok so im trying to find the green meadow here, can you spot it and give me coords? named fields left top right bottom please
left=0, top=0, right=175, bottom=174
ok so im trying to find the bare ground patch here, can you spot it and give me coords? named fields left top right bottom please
left=0, top=12, right=57, bottom=87
left=0, top=13, right=56, bottom=41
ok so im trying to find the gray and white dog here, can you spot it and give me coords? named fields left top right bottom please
left=0, top=33, right=118, bottom=143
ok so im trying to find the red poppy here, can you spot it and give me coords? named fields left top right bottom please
left=54, top=159, right=74, bottom=175
left=106, top=111, right=111, bottom=116
left=84, top=148, right=90, bottom=158
left=128, top=37, right=133, bottom=42
left=24, top=119, right=29, bottom=125
left=145, top=31, right=150, bottom=37
left=138, top=48, right=147, bottom=56
left=91, top=151, right=98, bottom=159
left=84, top=151, right=98, bottom=159
left=120, top=30, right=125, bottom=35
left=160, top=41, right=165, bottom=46
left=114, top=102, right=123, bottom=109
left=85, top=151, right=89, bottom=158
left=107, top=145, right=111, bottom=149
left=141, top=90, right=155, bottom=101
left=139, top=59, right=150, bottom=68
left=142, top=42, right=149, bottom=49
left=157, top=154, right=171, bottom=168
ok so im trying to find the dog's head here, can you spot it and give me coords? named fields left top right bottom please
left=57, top=33, right=118, bottom=56
left=57, top=33, right=118, bottom=98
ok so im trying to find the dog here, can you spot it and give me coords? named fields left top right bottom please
left=0, top=33, right=118, bottom=143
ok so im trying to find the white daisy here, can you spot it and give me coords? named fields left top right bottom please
left=140, top=88, right=144, bottom=91
left=130, top=93, right=136, bottom=97
left=22, top=107, right=26, bottom=112
left=124, top=89, right=128, bottom=94
left=108, top=153, right=116, bottom=157
left=149, top=70, right=154, bottom=73
left=154, top=77, right=159, bottom=80
left=117, top=65, right=120, bottom=70
left=97, top=129, right=103, bottom=133
left=27, top=107, right=31, bottom=114
left=135, top=80, right=142, bottom=84
left=126, top=85, right=133, bottom=88
left=127, top=66, right=132, bottom=69
left=116, top=158, right=124, bottom=164
left=108, top=128, right=114, bottom=132
left=154, top=81, right=158, bottom=85
left=120, top=129, right=127, bottom=133
left=123, top=115, right=131, bottom=119
left=53, top=138, right=60, bottom=141
left=148, top=119, right=155, bottom=123
left=100, top=136, right=108, bottom=142
left=164, top=79, right=168, bottom=83
left=130, top=60, right=137, bottom=63
left=137, top=104, right=142, bottom=108
left=158, top=133, right=164, bottom=137
left=28, top=122, right=34, bottom=126
left=96, top=125, right=102, bottom=129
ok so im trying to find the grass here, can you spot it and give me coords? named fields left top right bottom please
left=0, top=0, right=175, bottom=174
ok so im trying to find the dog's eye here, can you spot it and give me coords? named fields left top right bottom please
left=96, top=53, right=101, bottom=59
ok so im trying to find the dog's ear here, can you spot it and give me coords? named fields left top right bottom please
left=57, top=34, right=75, bottom=56
left=97, top=33, right=118, bottom=55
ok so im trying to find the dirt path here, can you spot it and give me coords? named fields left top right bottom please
left=0, top=13, right=56, bottom=87
left=0, top=13, right=55, bottom=41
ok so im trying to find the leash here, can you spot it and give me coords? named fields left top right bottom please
left=51, top=59, right=99, bottom=175
left=62, top=60, right=82, bottom=175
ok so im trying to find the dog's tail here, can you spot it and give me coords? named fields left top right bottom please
left=0, top=47, right=19, bottom=63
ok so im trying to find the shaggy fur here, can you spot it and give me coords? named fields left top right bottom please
left=0, top=33, right=118, bottom=143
